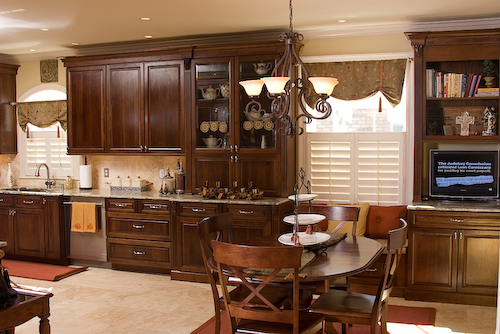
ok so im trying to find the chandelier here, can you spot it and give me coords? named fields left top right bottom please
left=239, top=0, right=339, bottom=137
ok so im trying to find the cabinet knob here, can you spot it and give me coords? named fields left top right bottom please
left=0, top=198, right=4, bottom=202
left=234, top=144, right=239, bottom=152
left=234, top=155, right=239, bottom=163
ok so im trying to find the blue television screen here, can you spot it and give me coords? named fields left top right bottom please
left=429, top=150, right=499, bottom=199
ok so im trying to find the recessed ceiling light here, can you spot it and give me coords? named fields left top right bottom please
left=338, top=19, right=347, bottom=23
left=145, top=35, right=153, bottom=39
left=40, top=28, right=49, bottom=32
left=141, top=17, right=151, bottom=21
left=72, top=42, right=80, bottom=46
left=0, top=9, right=25, bottom=15
left=29, top=49, right=36, bottom=52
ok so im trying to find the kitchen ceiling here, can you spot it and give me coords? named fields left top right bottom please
left=0, top=0, right=499, bottom=62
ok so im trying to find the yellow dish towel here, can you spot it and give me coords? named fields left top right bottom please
left=71, top=202, right=97, bottom=233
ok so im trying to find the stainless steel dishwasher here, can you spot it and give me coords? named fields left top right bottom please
left=64, top=196, right=108, bottom=265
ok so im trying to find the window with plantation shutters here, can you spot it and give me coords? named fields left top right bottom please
left=305, top=133, right=404, bottom=205
left=24, top=123, right=73, bottom=178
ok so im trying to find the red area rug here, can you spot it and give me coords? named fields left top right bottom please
left=191, top=305, right=436, bottom=334
left=1, top=259, right=88, bottom=281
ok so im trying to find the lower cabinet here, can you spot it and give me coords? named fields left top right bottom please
left=0, top=194, right=66, bottom=265
left=171, top=200, right=294, bottom=282
left=106, top=198, right=172, bottom=273
left=406, top=210, right=500, bottom=306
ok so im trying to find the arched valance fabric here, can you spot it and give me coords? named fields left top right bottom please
left=304, top=59, right=407, bottom=109
left=17, top=100, right=67, bottom=132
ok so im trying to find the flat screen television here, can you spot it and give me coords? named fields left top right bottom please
left=429, top=150, right=499, bottom=200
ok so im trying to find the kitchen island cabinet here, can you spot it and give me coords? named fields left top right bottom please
left=0, top=193, right=67, bottom=265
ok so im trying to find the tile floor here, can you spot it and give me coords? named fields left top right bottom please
left=8, top=267, right=498, bottom=334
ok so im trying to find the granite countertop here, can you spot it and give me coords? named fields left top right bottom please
left=409, top=199, right=500, bottom=212
left=0, top=187, right=291, bottom=206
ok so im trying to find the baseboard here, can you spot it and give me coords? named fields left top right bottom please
left=405, top=289, right=497, bottom=307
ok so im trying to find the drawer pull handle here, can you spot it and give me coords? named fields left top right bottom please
left=0, top=198, right=4, bottom=202
left=133, top=250, right=146, bottom=255
left=450, top=218, right=466, bottom=223
left=23, top=200, right=34, bottom=204
left=192, top=208, right=206, bottom=213
left=147, top=204, right=162, bottom=209
left=133, top=224, right=145, bottom=229
left=365, top=268, right=377, bottom=272
left=238, top=210, right=254, bottom=215
left=114, top=203, right=130, bottom=207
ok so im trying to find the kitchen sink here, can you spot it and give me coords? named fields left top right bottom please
left=2, top=187, right=55, bottom=193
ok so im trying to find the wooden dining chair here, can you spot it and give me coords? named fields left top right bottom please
left=198, top=212, right=290, bottom=334
left=310, top=218, right=408, bottom=334
left=212, top=240, right=325, bottom=334
left=297, top=203, right=360, bottom=236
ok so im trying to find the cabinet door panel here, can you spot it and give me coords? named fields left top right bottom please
left=458, top=230, right=500, bottom=294
left=145, top=62, right=183, bottom=151
left=67, top=66, right=106, bottom=153
left=43, top=197, right=65, bottom=260
left=192, top=154, right=232, bottom=190
left=13, top=209, right=45, bottom=257
left=0, top=208, right=13, bottom=254
left=409, top=228, right=457, bottom=292
left=178, top=217, right=205, bottom=273
left=0, top=65, right=19, bottom=154
left=236, top=154, right=280, bottom=197
left=107, top=64, right=144, bottom=152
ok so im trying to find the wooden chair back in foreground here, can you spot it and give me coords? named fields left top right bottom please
left=298, top=204, right=360, bottom=235
left=197, top=212, right=235, bottom=334
left=212, top=240, right=324, bottom=334
left=310, top=218, right=408, bottom=334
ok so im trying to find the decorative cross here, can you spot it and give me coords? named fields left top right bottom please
left=456, top=111, right=475, bottom=136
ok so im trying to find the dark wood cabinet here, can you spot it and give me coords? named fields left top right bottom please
left=0, top=63, right=20, bottom=154
left=188, top=43, right=295, bottom=197
left=64, top=53, right=186, bottom=154
left=171, top=199, right=293, bottom=282
left=66, top=65, right=106, bottom=154
left=0, top=194, right=66, bottom=265
left=406, top=29, right=500, bottom=202
left=406, top=210, right=499, bottom=306
left=106, top=198, right=173, bottom=272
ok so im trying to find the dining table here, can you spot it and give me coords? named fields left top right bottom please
left=246, top=234, right=385, bottom=292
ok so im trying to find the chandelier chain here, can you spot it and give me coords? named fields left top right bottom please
left=289, top=0, right=293, bottom=36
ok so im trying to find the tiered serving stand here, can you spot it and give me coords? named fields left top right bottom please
left=279, top=168, right=329, bottom=247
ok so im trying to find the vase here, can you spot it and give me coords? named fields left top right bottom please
left=484, top=76, right=495, bottom=88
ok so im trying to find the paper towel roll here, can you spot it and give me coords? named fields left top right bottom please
left=80, top=165, right=92, bottom=189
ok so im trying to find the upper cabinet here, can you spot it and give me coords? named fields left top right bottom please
left=64, top=51, right=186, bottom=154
left=406, top=29, right=500, bottom=202
left=0, top=63, right=20, bottom=154
left=187, top=42, right=296, bottom=197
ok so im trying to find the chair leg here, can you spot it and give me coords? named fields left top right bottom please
left=341, top=323, right=347, bottom=334
left=380, top=304, right=388, bottom=334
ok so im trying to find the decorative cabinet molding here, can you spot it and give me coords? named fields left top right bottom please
left=0, top=63, right=20, bottom=154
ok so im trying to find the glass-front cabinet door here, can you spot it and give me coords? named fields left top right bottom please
left=237, top=57, right=278, bottom=150
left=195, top=61, right=231, bottom=150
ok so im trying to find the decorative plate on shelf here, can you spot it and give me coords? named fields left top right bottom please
left=219, top=122, right=228, bottom=133
left=283, top=213, right=326, bottom=225
left=243, top=121, right=253, bottom=131
left=254, top=120, right=264, bottom=130
left=210, top=121, right=219, bottom=132
left=264, top=121, right=274, bottom=131
left=278, top=231, right=330, bottom=246
left=288, top=194, right=318, bottom=202
left=200, top=121, right=210, bottom=133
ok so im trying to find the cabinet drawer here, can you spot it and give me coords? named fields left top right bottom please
left=226, top=204, right=271, bottom=221
left=106, top=198, right=136, bottom=213
left=0, top=194, right=12, bottom=207
left=138, top=200, right=170, bottom=214
left=410, top=211, right=500, bottom=229
left=13, top=195, right=43, bottom=209
left=107, top=216, right=170, bottom=241
left=177, top=202, right=220, bottom=217
left=107, top=238, right=171, bottom=268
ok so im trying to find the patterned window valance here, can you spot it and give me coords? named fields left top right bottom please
left=304, top=59, right=407, bottom=109
left=17, top=100, right=67, bottom=132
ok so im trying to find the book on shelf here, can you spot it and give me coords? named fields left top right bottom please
left=426, top=69, right=482, bottom=98
left=477, top=87, right=499, bottom=92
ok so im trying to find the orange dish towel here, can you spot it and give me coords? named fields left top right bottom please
left=71, top=202, right=97, bottom=233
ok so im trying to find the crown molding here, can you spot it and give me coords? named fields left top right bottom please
left=302, top=17, right=500, bottom=39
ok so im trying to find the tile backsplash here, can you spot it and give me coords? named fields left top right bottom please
left=0, top=154, right=185, bottom=191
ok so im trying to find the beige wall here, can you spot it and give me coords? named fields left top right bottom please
left=2, top=32, right=412, bottom=190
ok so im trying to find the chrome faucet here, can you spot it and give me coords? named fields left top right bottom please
left=35, top=163, right=55, bottom=189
